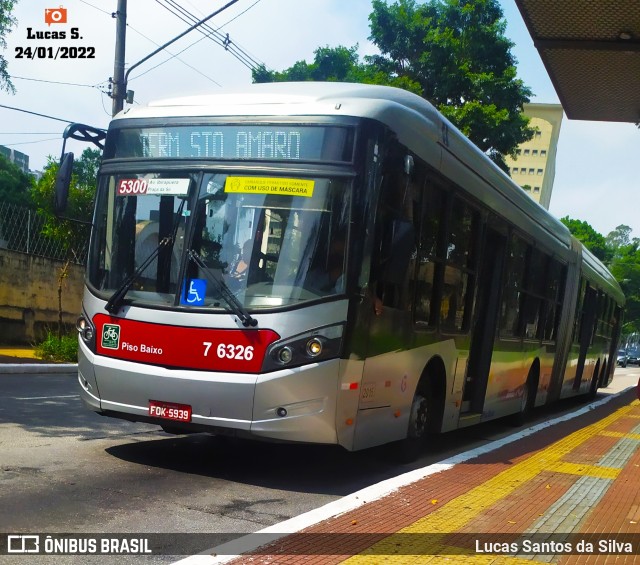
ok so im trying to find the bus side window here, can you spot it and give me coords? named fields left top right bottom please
left=500, top=234, right=527, bottom=338
left=371, top=145, right=419, bottom=311
left=542, top=259, right=566, bottom=341
left=414, top=177, right=445, bottom=325
left=439, top=197, right=479, bottom=333
left=520, top=247, right=547, bottom=340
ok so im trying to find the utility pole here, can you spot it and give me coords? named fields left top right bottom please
left=111, top=0, right=127, bottom=117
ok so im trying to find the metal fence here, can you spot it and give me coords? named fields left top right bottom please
left=0, top=202, right=88, bottom=264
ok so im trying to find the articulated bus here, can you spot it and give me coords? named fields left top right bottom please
left=56, top=83, right=624, bottom=456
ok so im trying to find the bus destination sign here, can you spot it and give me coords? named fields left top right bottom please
left=111, top=124, right=352, bottom=162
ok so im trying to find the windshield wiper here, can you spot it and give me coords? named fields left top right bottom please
left=188, top=250, right=257, bottom=328
left=105, top=200, right=185, bottom=314
left=105, top=236, right=174, bottom=314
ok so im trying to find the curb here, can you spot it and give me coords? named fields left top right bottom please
left=0, top=363, right=77, bottom=375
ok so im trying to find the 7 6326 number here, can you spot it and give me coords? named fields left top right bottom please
left=203, top=341, right=254, bottom=361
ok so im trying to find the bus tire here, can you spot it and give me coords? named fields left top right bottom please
left=587, top=361, right=602, bottom=400
left=391, top=392, right=430, bottom=463
left=511, top=371, right=536, bottom=427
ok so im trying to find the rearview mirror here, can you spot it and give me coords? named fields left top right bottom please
left=54, top=152, right=74, bottom=216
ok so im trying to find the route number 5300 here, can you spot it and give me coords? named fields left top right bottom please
left=203, top=341, right=254, bottom=361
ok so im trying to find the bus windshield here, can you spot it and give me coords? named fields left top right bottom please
left=88, top=171, right=351, bottom=310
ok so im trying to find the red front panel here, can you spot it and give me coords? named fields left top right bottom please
left=94, top=313, right=280, bottom=373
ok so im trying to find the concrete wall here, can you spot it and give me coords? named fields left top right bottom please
left=0, top=249, right=84, bottom=344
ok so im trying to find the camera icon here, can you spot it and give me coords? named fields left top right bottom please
left=44, top=6, right=67, bottom=26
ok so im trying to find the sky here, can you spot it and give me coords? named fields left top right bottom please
left=0, top=0, right=637, bottom=239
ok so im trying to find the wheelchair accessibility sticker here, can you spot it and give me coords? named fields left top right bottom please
left=181, top=279, right=206, bottom=306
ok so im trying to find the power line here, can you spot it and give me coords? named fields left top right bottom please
left=0, top=104, right=75, bottom=124
left=12, top=75, right=104, bottom=89
left=2, top=137, right=61, bottom=147
left=154, top=0, right=265, bottom=71
left=164, top=0, right=264, bottom=69
left=75, top=0, right=225, bottom=96
left=126, top=23, right=222, bottom=86
left=77, top=0, right=112, bottom=16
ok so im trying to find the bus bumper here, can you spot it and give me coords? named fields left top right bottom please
left=77, top=341, right=340, bottom=445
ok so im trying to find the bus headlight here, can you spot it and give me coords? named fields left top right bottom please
left=76, top=313, right=96, bottom=350
left=306, top=338, right=323, bottom=357
left=262, top=323, right=344, bottom=372
left=278, top=347, right=293, bottom=364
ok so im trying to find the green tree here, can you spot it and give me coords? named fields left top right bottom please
left=0, top=0, right=17, bottom=93
left=367, top=0, right=533, bottom=171
left=560, top=216, right=611, bottom=263
left=253, top=45, right=422, bottom=93
left=254, top=0, right=534, bottom=171
left=30, top=148, right=101, bottom=261
left=608, top=242, right=640, bottom=334
left=561, top=217, right=640, bottom=333
left=606, top=224, right=636, bottom=257
left=0, top=152, right=34, bottom=206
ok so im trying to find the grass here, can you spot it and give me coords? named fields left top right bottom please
left=35, top=331, right=78, bottom=363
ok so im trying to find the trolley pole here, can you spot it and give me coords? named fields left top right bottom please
left=111, top=0, right=127, bottom=117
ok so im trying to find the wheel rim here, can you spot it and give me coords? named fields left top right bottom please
left=520, top=385, right=529, bottom=412
left=408, top=394, right=428, bottom=439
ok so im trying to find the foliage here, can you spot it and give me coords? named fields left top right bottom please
left=253, top=0, right=533, bottom=172
left=0, top=152, right=34, bottom=207
left=605, top=225, right=640, bottom=333
left=35, top=330, right=78, bottom=363
left=30, top=148, right=101, bottom=260
left=561, top=216, right=640, bottom=334
left=252, top=45, right=422, bottom=93
left=605, top=224, right=635, bottom=254
left=560, top=216, right=610, bottom=262
left=368, top=0, right=533, bottom=171
left=0, top=0, right=17, bottom=93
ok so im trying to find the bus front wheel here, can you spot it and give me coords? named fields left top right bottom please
left=391, top=392, right=429, bottom=463
left=407, top=393, right=429, bottom=440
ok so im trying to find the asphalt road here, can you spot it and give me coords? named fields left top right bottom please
left=1, top=367, right=638, bottom=564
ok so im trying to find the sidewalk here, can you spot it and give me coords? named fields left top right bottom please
left=178, top=380, right=640, bottom=565
left=0, top=346, right=77, bottom=373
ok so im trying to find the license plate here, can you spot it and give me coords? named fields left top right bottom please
left=149, top=400, right=192, bottom=422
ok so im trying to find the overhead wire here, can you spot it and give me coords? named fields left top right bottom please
left=76, top=0, right=226, bottom=88
left=165, top=0, right=265, bottom=69
left=126, top=23, right=222, bottom=86
left=2, top=137, right=62, bottom=147
left=7, top=1, right=271, bottom=119
left=153, top=0, right=266, bottom=71
left=77, top=0, right=112, bottom=16
left=12, top=75, right=104, bottom=89
left=0, top=104, right=75, bottom=124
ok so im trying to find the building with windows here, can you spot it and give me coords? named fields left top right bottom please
left=0, top=145, right=30, bottom=174
left=505, top=103, right=563, bottom=210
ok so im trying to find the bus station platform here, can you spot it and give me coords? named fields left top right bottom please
left=182, top=372, right=640, bottom=565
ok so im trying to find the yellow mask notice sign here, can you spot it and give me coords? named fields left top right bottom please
left=225, top=176, right=315, bottom=198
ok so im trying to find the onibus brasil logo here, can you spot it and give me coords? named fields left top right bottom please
left=102, top=324, right=121, bottom=349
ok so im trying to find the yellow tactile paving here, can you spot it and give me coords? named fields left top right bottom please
left=343, top=400, right=640, bottom=565
left=547, top=461, right=620, bottom=480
